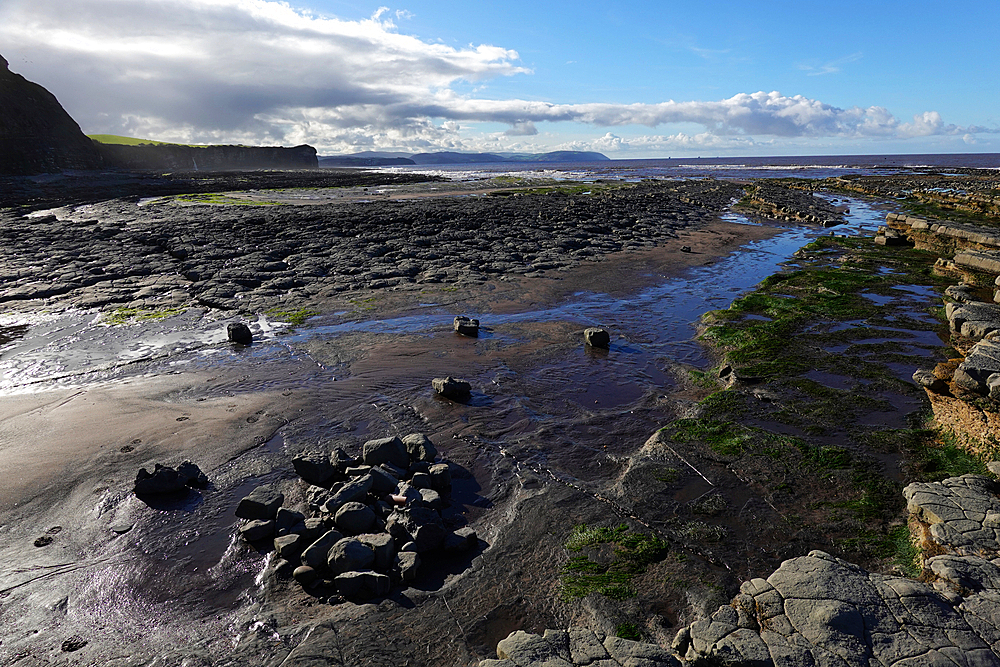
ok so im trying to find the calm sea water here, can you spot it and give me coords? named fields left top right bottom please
left=381, top=153, right=1000, bottom=182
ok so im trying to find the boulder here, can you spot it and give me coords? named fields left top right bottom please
left=334, top=501, right=377, bottom=535
left=395, top=551, right=421, bottom=582
left=429, top=463, right=452, bottom=490
left=321, top=474, right=373, bottom=513
left=402, top=433, right=438, bottom=463
left=432, top=376, right=472, bottom=402
left=134, top=464, right=186, bottom=496
left=292, top=565, right=319, bottom=587
left=358, top=532, right=396, bottom=572
left=443, top=527, right=478, bottom=553
left=274, top=508, right=306, bottom=535
left=368, top=466, right=400, bottom=494
left=227, top=322, right=253, bottom=345
left=301, top=530, right=344, bottom=570
left=334, top=571, right=365, bottom=598
left=328, top=538, right=375, bottom=574
left=912, top=369, right=947, bottom=393
left=274, top=533, right=305, bottom=560
left=362, top=436, right=410, bottom=469
left=496, top=630, right=572, bottom=666
left=291, top=452, right=336, bottom=486
left=418, top=488, right=446, bottom=510
left=409, top=472, right=432, bottom=489
left=239, top=519, right=274, bottom=542
left=583, top=327, right=610, bottom=349
left=454, top=315, right=480, bottom=337
left=235, top=485, right=284, bottom=520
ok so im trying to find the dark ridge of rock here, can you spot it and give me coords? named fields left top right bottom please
left=95, top=142, right=318, bottom=171
left=0, top=54, right=105, bottom=175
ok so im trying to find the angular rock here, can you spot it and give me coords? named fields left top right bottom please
left=334, top=571, right=365, bottom=598
left=418, top=488, right=445, bottom=510
left=321, top=474, right=373, bottom=513
left=291, top=452, right=336, bottom=486
left=235, top=485, right=284, bottom=520
left=334, top=501, right=376, bottom=535
left=239, top=519, right=274, bottom=542
left=432, top=376, right=472, bottom=402
left=454, top=315, right=480, bottom=337
left=496, top=630, right=572, bottom=666
left=913, top=369, right=947, bottom=393
left=368, top=465, right=400, bottom=495
left=409, top=472, right=432, bottom=489
left=583, top=327, right=610, bottom=349
left=362, top=436, right=409, bottom=469
left=301, top=529, right=344, bottom=570
left=274, top=533, right=305, bottom=560
left=275, top=507, right=306, bottom=536
left=402, top=432, right=438, bottom=463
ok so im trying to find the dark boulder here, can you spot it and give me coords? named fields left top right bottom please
left=227, top=322, right=253, bottom=345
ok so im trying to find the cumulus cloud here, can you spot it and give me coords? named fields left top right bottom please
left=0, top=0, right=994, bottom=153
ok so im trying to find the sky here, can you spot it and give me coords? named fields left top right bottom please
left=1, top=0, right=998, bottom=158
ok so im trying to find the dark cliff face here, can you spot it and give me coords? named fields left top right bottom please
left=0, top=54, right=105, bottom=175
left=95, top=143, right=319, bottom=171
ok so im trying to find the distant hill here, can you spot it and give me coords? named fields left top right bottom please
left=0, top=54, right=104, bottom=175
left=319, top=150, right=610, bottom=167
left=319, top=156, right=416, bottom=167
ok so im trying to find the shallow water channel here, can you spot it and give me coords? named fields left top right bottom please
left=2, top=195, right=934, bottom=662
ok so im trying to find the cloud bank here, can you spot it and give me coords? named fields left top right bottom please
left=0, top=0, right=994, bottom=154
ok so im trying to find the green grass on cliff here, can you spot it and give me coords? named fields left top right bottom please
left=89, top=134, right=177, bottom=146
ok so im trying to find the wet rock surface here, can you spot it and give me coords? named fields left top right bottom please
left=0, top=179, right=742, bottom=314
left=737, top=182, right=846, bottom=227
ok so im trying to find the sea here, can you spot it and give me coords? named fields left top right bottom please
left=375, top=152, right=1000, bottom=183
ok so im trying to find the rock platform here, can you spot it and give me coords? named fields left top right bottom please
left=483, top=472, right=1000, bottom=666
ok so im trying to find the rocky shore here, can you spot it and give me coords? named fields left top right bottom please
left=5, top=168, right=1000, bottom=666
left=0, top=178, right=743, bottom=315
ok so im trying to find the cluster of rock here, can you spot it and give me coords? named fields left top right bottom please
left=737, top=182, right=845, bottom=227
left=483, top=471, right=1000, bottom=666
left=0, top=179, right=741, bottom=314
left=234, top=433, right=478, bottom=600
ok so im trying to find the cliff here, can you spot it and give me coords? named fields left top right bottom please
left=0, top=54, right=105, bottom=175
left=95, top=142, right=318, bottom=171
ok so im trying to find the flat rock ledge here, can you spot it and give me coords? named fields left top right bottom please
left=481, top=473, right=1000, bottom=666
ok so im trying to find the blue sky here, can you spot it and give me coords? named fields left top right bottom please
left=1, top=0, right=997, bottom=157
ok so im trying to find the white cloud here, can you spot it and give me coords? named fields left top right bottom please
left=0, top=0, right=994, bottom=154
